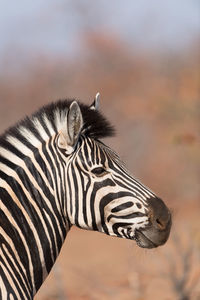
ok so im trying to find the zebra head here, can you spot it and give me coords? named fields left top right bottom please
left=58, top=95, right=171, bottom=249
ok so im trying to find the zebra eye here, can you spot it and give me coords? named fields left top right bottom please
left=91, top=167, right=107, bottom=176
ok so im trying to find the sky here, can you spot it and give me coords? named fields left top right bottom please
left=0, top=0, right=199, bottom=61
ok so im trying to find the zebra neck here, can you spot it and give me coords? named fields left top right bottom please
left=0, top=141, right=70, bottom=295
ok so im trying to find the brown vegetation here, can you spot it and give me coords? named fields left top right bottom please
left=0, top=32, right=199, bottom=299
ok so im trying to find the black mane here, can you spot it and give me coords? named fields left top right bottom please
left=0, top=99, right=115, bottom=145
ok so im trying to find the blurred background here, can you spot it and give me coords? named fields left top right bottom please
left=0, top=1, right=200, bottom=299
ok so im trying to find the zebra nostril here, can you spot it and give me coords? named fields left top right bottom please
left=155, top=218, right=165, bottom=230
left=148, top=197, right=171, bottom=231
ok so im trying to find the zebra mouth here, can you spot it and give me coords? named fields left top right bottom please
left=134, top=230, right=157, bottom=249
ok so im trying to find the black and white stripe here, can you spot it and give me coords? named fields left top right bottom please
left=0, top=96, right=170, bottom=299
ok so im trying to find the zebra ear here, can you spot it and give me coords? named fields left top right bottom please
left=67, top=101, right=83, bottom=147
left=90, top=92, right=100, bottom=110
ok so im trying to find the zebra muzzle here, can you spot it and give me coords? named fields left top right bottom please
left=134, top=197, right=172, bottom=249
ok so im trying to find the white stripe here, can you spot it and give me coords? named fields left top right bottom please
left=54, top=109, right=68, bottom=132
left=0, top=178, right=47, bottom=285
left=18, top=127, right=40, bottom=148
left=42, top=114, right=55, bottom=136
left=0, top=274, right=8, bottom=299
left=0, top=246, right=28, bottom=299
left=0, top=228, right=31, bottom=295
left=6, top=136, right=54, bottom=195
left=0, top=163, right=56, bottom=264
left=1, top=263, right=21, bottom=299
left=0, top=147, right=64, bottom=244
left=32, top=118, right=49, bottom=141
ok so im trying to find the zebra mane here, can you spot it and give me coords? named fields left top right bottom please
left=0, top=99, right=115, bottom=145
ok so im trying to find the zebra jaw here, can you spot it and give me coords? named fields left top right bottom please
left=134, top=229, right=169, bottom=249
left=134, top=229, right=158, bottom=248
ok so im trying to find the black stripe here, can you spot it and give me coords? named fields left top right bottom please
left=90, top=180, right=116, bottom=230
left=75, top=162, right=90, bottom=226
left=1, top=186, right=51, bottom=270
left=0, top=204, right=38, bottom=290
left=99, top=191, right=133, bottom=234
left=107, top=212, right=145, bottom=222
left=112, top=222, right=132, bottom=237
left=111, top=201, right=134, bottom=213
left=1, top=244, right=31, bottom=298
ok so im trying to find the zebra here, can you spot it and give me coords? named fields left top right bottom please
left=0, top=94, right=171, bottom=299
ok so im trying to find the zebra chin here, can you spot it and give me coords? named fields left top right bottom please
left=134, top=226, right=171, bottom=249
